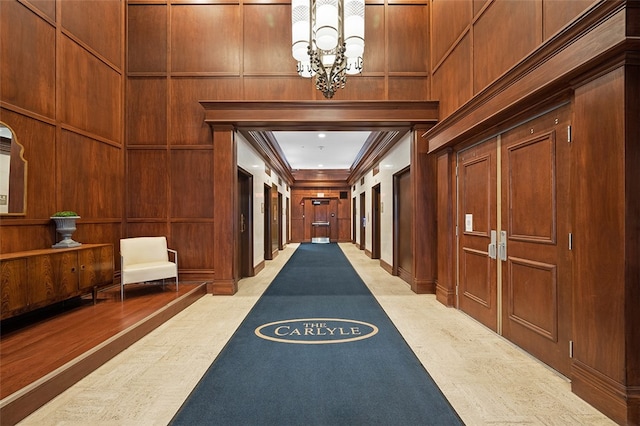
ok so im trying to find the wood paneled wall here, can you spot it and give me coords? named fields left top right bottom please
left=431, top=0, right=595, bottom=118
left=290, top=188, right=351, bottom=243
left=125, top=0, right=429, bottom=280
left=0, top=1, right=124, bottom=260
left=425, top=2, right=639, bottom=423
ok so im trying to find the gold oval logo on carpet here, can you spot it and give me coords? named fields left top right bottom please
left=255, top=318, right=379, bottom=344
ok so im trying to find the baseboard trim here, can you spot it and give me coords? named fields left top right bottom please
left=207, top=279, right=237, bottom=295
left=411, top=278, right=436, bottom=294
left=571, top=359, right=629, bottom=424
left=435, top=281, right=456, bottom=307
left=380, top=259, right=393, bottom=275
left=253, top=260, right=265, bottom=276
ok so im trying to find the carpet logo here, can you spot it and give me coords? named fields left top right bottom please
left=255, top=318, right=379, bottom=344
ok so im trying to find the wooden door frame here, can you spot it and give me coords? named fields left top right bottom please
left=277, top=192, right=284, bottom=250
left=237, top=167, right=254, bottom=278
left=392, top=166, right=410, bottom=276
left=371, top=183, right=381, bottom=259
left=359, top=192, right=366, bottom=251
left=352, top=196, right=357, bottom=244
left=201, top=101, right=438, bottom=295
left=263, top=184, right=272, bottom=261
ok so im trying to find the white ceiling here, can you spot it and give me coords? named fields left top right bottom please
left=273, top=131, right=371, bottom=170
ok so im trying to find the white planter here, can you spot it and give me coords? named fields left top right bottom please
left=51, top=216, right=81, bottom=248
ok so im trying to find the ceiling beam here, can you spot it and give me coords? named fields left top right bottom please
left=202, top=100, right=439, bottom=186
left=200, top=100, right=438, bottom=130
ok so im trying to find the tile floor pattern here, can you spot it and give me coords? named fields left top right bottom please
left=20, top=243, right=615, bottom=425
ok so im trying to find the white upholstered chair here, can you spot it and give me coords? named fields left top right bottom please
left=120, top=236, right=178, bottom=300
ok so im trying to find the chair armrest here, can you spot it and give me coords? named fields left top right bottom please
left=167, top=248, right=178, bottom=269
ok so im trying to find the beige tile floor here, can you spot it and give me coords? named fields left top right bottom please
left=20, top=243, right=614, bottom=425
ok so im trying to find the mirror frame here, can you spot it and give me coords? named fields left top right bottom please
left=0, top=122, right=28, bottom=216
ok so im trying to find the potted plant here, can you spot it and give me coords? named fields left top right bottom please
left=51, top=210, right=81, bottom=248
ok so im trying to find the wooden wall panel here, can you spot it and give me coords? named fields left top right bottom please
left=127, top=78, right=167, bottom=145
left=363, top=5, right=385, bottom=74
left=170, top=149, right=214, bottom=218
left=573, top=68, right=625, bottom=383
left=289, top=187, right=351, bottom=242
left=431, top=0, right=471, bottom=66
left=127, top=4, right=167, bottom=73
left=389, top=77, right=429, bottom=100
left=59, top=131, right=123, bottom=219
left=0, top=225, right=52, bottom=254
left=0, top=109, right=56, bottom=220
left=543, top=0, right=595, bottom=41
left=0, top=0, right=55, bottom=118
left=473, top=0, right=488, bottom=17
left=432, top=33, right=471, bottom=118
left=243, top=76, right=315, bottom=100
left=170, top=78, right=239, bottom=144
left=171, top=222, right=215, bottom=275
left=126, top=222, right=170, bottom=240
left=244, top=5, right=292, bottom=74
left=388, top=5, right=428, bottom=73
left=329, top=76, right=386, bottom=100
left=127, top=149, right=168, bottom=218
left=473, top=0, right=541, bottom=92
left=626, top=63, right=640, bottom=425
left=29, top=0, right=55, bottom=20
left=435, top=149, right=455, bottom=306
left=61, top=0, right=122, bottom=67
left=171, top=4, right=241, bottom=74
left=60, top=36, right=122, bottom=143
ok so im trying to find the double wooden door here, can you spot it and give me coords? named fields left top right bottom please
left=457, top=105, right=572, bottom=376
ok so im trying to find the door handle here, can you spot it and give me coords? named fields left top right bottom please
left=488, top=230, right=497, bottom=259
left=498, top=230, right=507, bottom=261
left=241, top=214, right=245, bottom=232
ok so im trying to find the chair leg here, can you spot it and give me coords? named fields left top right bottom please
left=121, top=283, right=124, bottom=301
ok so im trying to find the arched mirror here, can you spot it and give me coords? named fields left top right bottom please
left=0, top=122, right=27, bottom=216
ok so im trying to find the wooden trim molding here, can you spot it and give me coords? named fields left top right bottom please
left=379, top=258, right=393, bottom=275
left=423, top=0, right=629, bottom=153
left=200, top=100, right=439, bottom=130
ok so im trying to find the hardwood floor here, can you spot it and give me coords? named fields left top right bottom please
left=0, top=282, right=207, bottom=425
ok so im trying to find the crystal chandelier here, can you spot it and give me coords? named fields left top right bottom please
left=292, top=0, right=364, bottom=98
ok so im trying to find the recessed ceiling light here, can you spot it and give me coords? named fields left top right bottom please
left=318, top=133, right=326, bottom=138
left=318, top=164, right=324, bottom=167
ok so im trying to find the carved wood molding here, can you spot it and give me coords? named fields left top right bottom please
left=202, top=100, right=439, bottom=186
left=200, top=100, right=438, bottom=130
left=423, top=0, right=631, bottom=153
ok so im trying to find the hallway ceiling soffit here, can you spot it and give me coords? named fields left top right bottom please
left=202, top=101, right=439, bottom=186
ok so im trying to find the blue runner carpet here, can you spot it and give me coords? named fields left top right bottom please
left=170, top=243, right=463, bottom=425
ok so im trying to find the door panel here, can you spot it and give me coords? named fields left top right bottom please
left=312, top=200, right=330, bottom=240
left=359, top=193, right=366, bottom=250
left=457, top=139, right=498, bottom=331
left=372, top=184, right=381, bottom=259
left=264, top=184, right=272, bottom=260
left=501, top=107, right=572, bottom=376
left=395, top=168, right=413, bottom=282
left=238, top=169, right=252, bottom=278
left=271, top=185, right=279, bottom=254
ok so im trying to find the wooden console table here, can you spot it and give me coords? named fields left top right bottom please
left=0, top=244, right=114, bottom=320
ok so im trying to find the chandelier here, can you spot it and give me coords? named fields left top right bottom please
left=292, top=0, right=364, bottom=98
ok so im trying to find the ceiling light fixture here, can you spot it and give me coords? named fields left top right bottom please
left=291, top=0, right=364, bottom=99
